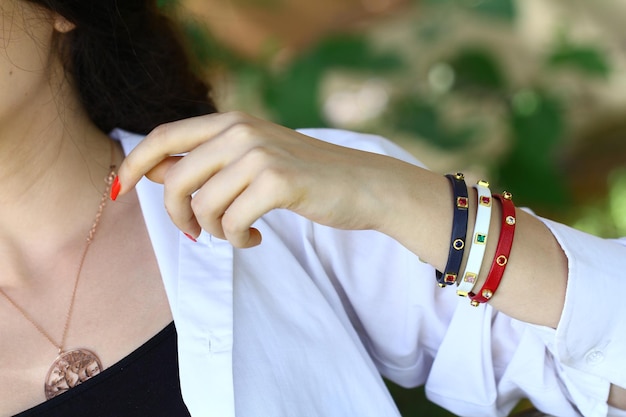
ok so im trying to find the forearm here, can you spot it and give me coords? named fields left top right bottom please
left=378, top=164, right=567, bottom=328
left=475, top=204, right=567, bottom=328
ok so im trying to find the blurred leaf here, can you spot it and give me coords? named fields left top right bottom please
left=156, top=0, right=177, bottom=8
left=262, top=35, right=404, bottom=128
left=468, top=0, right=517, bottom=22
left=424, top=0, right=517, bottom=21
left=308, top=36, right=404, bottom=72
left=547, top=44, right=610, bottom=77
left=262, top=64, right=326, bottom=128
left=498, top=93, right=570, bottom=209
left=391, top=97, right=479, bottom=150
left=417, top=21, right=447, bottom=42
left=449, top=48, right=506, bottom=92
left=609, top=169, right=626, bottom=234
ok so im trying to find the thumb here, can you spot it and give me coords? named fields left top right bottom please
left=144, top=156, right=183, bottom=184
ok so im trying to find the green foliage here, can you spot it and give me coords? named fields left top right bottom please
left=500, top=92, right=570, bottom=208
left=449, top=48, right=506, bottom=92
left=156, top=0, right=177, bottom=9
left=392, top=97, right=479, bottom=150
left=547, top=44, right=611, bottom=77
left=469, top=0, right=517, bottom=22
left=261, top=35, right=404, bottom=128
left=425, top=0, right=517, bottom=21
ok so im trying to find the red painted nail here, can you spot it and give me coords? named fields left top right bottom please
left=184, top=233, right=198, bottom=243
left=110, top=176, right=121, bottom=201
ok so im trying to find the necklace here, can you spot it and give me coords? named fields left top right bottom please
left=0, top=151, right=117, bottom=400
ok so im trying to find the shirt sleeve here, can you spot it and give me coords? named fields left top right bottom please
left=307, top=211, right=626, bottom=417
left=527, top=218, right=626, bottom=416
left=308, top=217, right=593, bottom=416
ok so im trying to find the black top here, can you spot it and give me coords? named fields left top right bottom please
left=14, top=322, right=191, bottom=417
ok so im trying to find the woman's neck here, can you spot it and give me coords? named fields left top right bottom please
left=0, top=84, right=117, bottom=256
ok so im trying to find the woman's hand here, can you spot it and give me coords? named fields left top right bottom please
left=114, top=112, right=424, bottom=248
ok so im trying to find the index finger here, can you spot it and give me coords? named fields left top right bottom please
left=114, top=111, right=253, bottom=196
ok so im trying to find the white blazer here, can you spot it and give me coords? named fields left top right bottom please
left=114, top=128, right=626, bottom=417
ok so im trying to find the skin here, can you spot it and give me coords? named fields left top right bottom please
left=0, top=0, right=624, bottom=413
left=0, top=1, right=171, bottom=415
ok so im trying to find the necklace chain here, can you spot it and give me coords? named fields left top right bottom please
left=0, top=156, right=116, bottom=354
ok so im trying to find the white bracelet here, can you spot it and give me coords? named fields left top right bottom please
left=456, top=180, right=492, bottom=297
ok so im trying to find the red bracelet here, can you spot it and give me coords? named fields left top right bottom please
left=469, top=192, right=516, bottom=306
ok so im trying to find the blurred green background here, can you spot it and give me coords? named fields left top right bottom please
left=161, top=0, right=626, bottom=414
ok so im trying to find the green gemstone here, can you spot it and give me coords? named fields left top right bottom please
left=476, top=234, right=487, bottom=244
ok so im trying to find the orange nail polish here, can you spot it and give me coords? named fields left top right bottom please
left=184, top=233, right=198, bottom=243
left=110, top=176, right=121, bottom=201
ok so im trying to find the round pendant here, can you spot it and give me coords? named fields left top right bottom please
left=44, top=349, right=103, bottom=400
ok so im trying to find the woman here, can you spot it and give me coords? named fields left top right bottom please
left=1, top=0, right=625, bottom=416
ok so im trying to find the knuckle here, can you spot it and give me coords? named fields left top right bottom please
left=190, top=192, right=219, bottom=221
left=163, top=176, right=191, bottom=211
left=228, top=121, right=257, bottom=143
left=189, top=193, right=205, bottom=215
left=259, top=165, right=289, bottom=190
left=245, top=146, right=271, bottom=165
left=225, top=110, right=250, bottom=124
left=149, top=122, right=173, bottom=145
left=163, top=195, right=195, bottom=229
left=244, top=145, right=285, bottom=171
left=161, top=165, right=185, bottom=193
left=162, top=183, right=192, bottom=223
left=221, top=212, right=244, bottom=240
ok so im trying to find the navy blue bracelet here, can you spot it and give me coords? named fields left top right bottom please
left=436, top=173, right=469, bottom=287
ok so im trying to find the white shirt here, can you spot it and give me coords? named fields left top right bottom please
left=113, top=128, right=626, bottom=417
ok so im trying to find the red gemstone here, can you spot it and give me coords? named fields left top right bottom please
left=457, top=197, right=469, bottom=208
left=481, top=196, right=491, bottom=206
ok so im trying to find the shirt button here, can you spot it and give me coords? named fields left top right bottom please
left=585, top=350, right=605, bottom=365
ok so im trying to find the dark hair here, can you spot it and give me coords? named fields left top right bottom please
left=25, top=0, right=217, bottom=134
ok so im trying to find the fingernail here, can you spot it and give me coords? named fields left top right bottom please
left=110, top=176, right=121, bottom=201
left=184, top=233, right=198, bottom=243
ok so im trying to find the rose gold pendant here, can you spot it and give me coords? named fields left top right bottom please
left=44, top=349, right=103, bottom=400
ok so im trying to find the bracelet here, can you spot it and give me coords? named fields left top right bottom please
left=469, top=192, right=516, bottom=306
left=436, top=173, right=469, bottom=287
left=456, top=180, right=492, bottom=297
